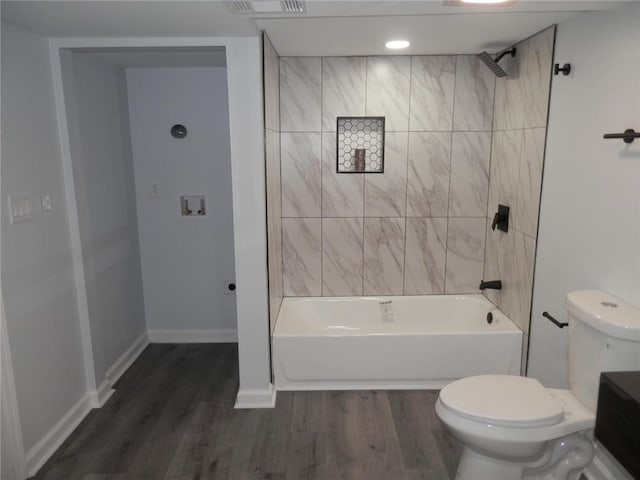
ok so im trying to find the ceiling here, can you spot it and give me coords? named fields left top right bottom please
left=1, top=1, right=629, bottom=56
left=260, top=11, right=575, bottom=56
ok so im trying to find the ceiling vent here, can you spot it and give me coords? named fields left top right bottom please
left=280, top=1, right=306, bottom=13
left=224, top=1, right=255, bottom=14
left=224, top=0, right=306, bottom=15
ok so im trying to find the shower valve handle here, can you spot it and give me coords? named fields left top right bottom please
left=491, top=212, right=503, bottom=231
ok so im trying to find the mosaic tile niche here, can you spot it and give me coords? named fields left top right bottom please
left=337, top=117, right=385, bottom=173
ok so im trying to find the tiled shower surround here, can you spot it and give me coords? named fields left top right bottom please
left=280, top=53, right=496, bottom=297
left=485, top=28, right=555, bottom=343
left=267, top=28, right=554, bottom=340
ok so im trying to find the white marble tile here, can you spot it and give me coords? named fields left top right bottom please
left=523, top=27, right=555, bottom=129
left=488, top=130, right=522, bottom=216
left=280, top=57, right=321, bottom=132
left=263, top=34, right=280, bottom=132
left=509, top=231, right=536, bottom=334
left=268, top=217, right=283, bottom=333
left=406, top=132, right=451, bottom=217
left=281, top=132, right=321, bottom=217
left=404, top=218, right=447, bottom=295
left=364, top=218, right=405, bottom=295
left=483, top=218, right=514, bottom=312
left=322, top=132, right=364, bottom=217
left=445, top=218, right=486, bottom=294
left=484, top=222, right=536, bottom=333
left=322, top=218, right=364, bottom=296
left=409, top=56, right=456, bottom=132
left=492, top=44, right=525, bottom=131
left=515, top=128, right=545, bottom=237
left=448, top=132, right=491, bottom=218
left=452, top=55, right=495, bottom=132
left=265, top=129, right=281, bottom=234
left=365, top=132, right=408, bottom=217
left=365, top=56, right=411, bottom=131
left=282, top=218, right=322, bottom=296
left=322, top=57, right=367, bottom=132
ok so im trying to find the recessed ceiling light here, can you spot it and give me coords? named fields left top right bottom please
left=385, top=40, right=410, bottom=50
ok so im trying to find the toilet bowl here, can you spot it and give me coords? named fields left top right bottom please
left=435, top=290, right=640, bottom=480
left=436, top=375, right=595, bottom=480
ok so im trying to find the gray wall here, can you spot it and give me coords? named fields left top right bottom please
left=530, top=5, right=640, bottom=387
left=127, top=67, right=237, bottom=335
left=278, top=54, right=496, bottom=296
left=530, top=9, right=639, bottom=478
left=264, top=34, right=283, bottom=334
left=62, top=51, right=147, bottom=383
left=1, top=23, right=88, bottom=456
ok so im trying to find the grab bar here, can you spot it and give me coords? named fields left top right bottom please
left=543, top=311, right=568, bottom=329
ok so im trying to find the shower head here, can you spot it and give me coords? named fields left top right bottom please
left=478, top=47, right=517, bottom=78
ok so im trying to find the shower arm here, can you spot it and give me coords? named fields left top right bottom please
left=494, top=47, right=517, bottom=64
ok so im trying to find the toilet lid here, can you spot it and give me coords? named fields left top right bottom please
left=439, top=375, right=564, bottom=427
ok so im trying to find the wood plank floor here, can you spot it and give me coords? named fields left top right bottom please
left=33, top=344, right=462, bottom=480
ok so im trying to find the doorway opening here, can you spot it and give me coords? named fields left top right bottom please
left=58, top=46, right=238, bottom=392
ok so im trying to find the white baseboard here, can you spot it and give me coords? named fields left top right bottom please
left=91, top=379, right=115, bottom=408
left=234, top=384, right=277, bottom=409
left=148, top=328, right=238, bottom=343
left=25, top=392, right=93, bottom=477
left=24, top=330, right=235, bottom=477
left=274, top=380, right=449, bottom=391
left=105, top=332, right=149, bottom=386
left=25, top=333, right=148, bottom=477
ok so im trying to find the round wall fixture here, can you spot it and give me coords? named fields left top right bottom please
left=170, top=124, right=187, bottom=139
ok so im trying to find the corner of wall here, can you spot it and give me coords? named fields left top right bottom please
left=234, top=384, right=277, bottom=409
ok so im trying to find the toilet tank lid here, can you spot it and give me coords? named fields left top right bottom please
left=566, top=290, right=640, bottom=340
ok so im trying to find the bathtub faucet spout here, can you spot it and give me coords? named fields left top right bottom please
left=479, top=280, right=502, bottom=290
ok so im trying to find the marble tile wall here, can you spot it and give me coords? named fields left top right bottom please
left=279, top=53, right=497, bottom=297
left=263, top=34, right=283, bottom=333
left=269, top=27, right=555, bottom=373
left=483, top=27, right=555, bottom=371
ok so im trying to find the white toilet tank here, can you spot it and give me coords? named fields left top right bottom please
left=567, top=290, right=640, bottom=412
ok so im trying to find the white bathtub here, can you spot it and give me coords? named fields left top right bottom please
left=273, top=295, right=522, bottom=391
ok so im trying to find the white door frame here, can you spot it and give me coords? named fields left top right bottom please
left=1, top=291, right=27, bottom=480
left=49, top=36, right=273, bottom=409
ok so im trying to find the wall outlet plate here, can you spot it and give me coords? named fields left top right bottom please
left=40, top=196, right=52, bottom=211
left=8, top=193, right=36, bottom=224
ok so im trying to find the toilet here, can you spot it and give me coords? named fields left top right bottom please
left=436, top=290, right=640, bottom=480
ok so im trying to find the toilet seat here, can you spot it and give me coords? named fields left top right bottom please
left=439, top=375, right=564, bottom=427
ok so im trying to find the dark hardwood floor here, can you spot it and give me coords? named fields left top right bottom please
left=32, top=344, right=462, bottom=480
